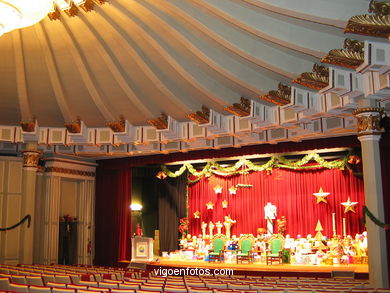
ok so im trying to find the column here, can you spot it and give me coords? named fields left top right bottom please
left=353, top=107, right=389, bottom=288
left=20, top=144, right=41, bottom=264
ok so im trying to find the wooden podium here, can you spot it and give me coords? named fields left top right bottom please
left=131, top=236, right=154, bottom=262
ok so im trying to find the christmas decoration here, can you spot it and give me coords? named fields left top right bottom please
left=229, top=186, right=237, bottom=194
left=206, top=201, right=214, bottom=210
left=314, top=220, right=324, bottom=242
left=193, top=211, right=201, bottom=218
left=363, top=206, right=390, bottom=230
left=313, top=187, right=330, bottom=204
left=222, top=199, right=228, bottom=208
left=341, top=197, right=358, bottom=213
left=213, top=185, right=223, bottom=194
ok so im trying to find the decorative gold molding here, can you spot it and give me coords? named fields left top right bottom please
left=45, top=166, right=95, bottom=177
left=22, top=151, right=41, bottom=169
left=64, top=118, right=81, bottom=134
left=20, top=118, right=36, bottom=132
left=292, top=64, right=329, bottom=90
left=79, top=0, right=95, bottom=12
left=224, top=97, right=251, bottom=117
left=321, top=39, right=364, bottom=69
left=106, top=115, right=126, bottom=132
left=353, top=107, right=385, bottom=135
left=48, top=0, right=107, bottom=20
left=147, top=112, right=168, bottom=130
left=345, top=0, right=390, bottom=38
left=187, top=105, right=210, bottom=124
left=259, top=83, right=291, bottom=106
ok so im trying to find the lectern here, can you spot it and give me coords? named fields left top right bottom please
left=131, top=236, right=154, bottom=262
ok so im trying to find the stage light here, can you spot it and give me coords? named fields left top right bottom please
left=130, top=203, right=142, bottom=211
left=156, top=171, right=167, bottom=179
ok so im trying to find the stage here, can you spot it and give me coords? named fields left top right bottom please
left=142, top=259, right=369, bottom=279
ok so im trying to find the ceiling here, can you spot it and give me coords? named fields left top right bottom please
left=0, top=0, right=370, bottom=127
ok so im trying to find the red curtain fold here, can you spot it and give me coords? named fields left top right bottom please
left=188, top=168, right=365, bottom=238
left=95, top=167, right=132, bottom=266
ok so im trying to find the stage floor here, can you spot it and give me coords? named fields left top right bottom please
left=144, top=259, right=368, bottom=279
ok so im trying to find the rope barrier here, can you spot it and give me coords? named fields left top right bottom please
left=0, top=214, right=31, bottom=231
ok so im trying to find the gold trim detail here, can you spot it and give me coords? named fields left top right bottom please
left=48, top=0, right=107, bottom=20
left=187, top=106, right=210, bottom=124
left=259, top=83, right=291, bottom=106
left=147, top=112, right=168, bottom=130
left=64, top=117, right=81, bottom=134
left=224, top=97, right=251, bottom=117
left=321, top=39, right=364, bottom=70
left=106, top=115, right=126, bottom=133
left=353, top=107, right=385, bottom=135
left=22, top=151, right=41, bottom=169
left=45, top=166, right=95, bottom=177
left=20, top=118, right=36, bottom=132
left=345, top=1, right=390, bottom=38
left=292, top=64, right=329, bottom=90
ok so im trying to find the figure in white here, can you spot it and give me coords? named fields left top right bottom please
left=208, top=221, right=215, bottom=238
left=223, top=215, right=236, bottom=239
left=264, top=202, right=277, bottom=235
left=215, top=221, right=223, bottom=235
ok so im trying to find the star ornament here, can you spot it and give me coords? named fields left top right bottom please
left=193, top=211, right=201, bottom=218
left=206, top=201, right=214, bottom=210
left=313, top=187, right=330, bottom=204
left=214, top=185, right=223, bottom=194
left=341, top=197, right=358, bottom=213
left=222, top=200, right=228, bottom=208
left=229, top=186, right=237, bottom=195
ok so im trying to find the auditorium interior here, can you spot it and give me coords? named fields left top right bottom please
left=0, top=0, right=390, bottom=291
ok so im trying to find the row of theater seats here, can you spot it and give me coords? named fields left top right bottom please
left=0, top=264, right=389, bottom=293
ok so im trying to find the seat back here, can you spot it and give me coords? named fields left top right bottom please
left=241, top=239, right=252, bottom=254
left=213, top=238, right=224, bottom=253
left=271, top=239, right=282, bottom=254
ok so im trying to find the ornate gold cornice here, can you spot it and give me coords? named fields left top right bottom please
left=20, top=118, right=36, bottom=132
left=22, top=150, right=41, bottom=169
left=321, top=39, right=364, bottom=70
left=353, top=107, right=385, bottom=136
left=106, top=115, right=126, bottom=132
left=224, top=97, right=251, bottom=117
left=345, top=0, right=390, bottom=38
left=45, top=166, right=95, bottom=177
left=64, top=118, right=81, bottom=134
left=259, top=83, right=291, bottom=106
left=147, top=112, right=168, bottom=130
left=187, top=106, right=210, bottom=124
left=292, top=64, right=329, bottom=90
left=48, top=0, right=107, bottom=20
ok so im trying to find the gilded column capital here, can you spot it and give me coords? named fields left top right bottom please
left=22, top=150, right=42, bottom=170
left=353, top=107, right=385, bottom=136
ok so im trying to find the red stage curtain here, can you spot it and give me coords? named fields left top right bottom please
left=95, top=167, right=132, bottom=266
left=188, top=168, right=365, bottom=238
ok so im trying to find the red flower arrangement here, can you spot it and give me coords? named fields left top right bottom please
left=178, top=217, right=189, bottom=234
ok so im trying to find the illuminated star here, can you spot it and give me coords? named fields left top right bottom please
left=214, top=185, right=223, bottom=194
left=341, top=197, right=358, bottom=213
left=229, top=186, right=237, bottom=195
left=193, top=211, right=201, bottom=218
left=206, top=201, right=214, bottom=210
left=313, top=187, right=330, bottom=204
left=222, top=200, right=228, bottom=208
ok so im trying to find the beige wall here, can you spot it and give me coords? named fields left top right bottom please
left=0, top=157, right=24, bottom=265
left=60, top=179, right=78, bottom=218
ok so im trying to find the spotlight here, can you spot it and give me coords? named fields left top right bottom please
left=156, top=171, right=167, bottom=179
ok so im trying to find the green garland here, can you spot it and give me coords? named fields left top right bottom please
left=161, top=152, right=349, bottom=182
left=363, top=206, right=390, bottom=230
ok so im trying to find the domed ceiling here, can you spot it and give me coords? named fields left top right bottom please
left=0, top=0, right=388, bottom=156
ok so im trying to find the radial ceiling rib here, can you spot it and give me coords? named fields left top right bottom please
left=35, top=23, right=73, bottom=123
left=59, top=20, right=116, bottom=122
left=91, top=7, right=192, bottom=117
left=146, top=0, right=296, bottom=81
left=75, top=13, right=154, bottom=119
left=188, top=0, right=325, bottom=59
left=12, top=30, right=33, bottom=122
left=235, top=0, right=346, bottom=29
left=103, top=1, right=232, bottom=109
left=130, top=0, right=266, bottom=97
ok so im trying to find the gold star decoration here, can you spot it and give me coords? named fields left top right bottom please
left=341, top=197, right=358, bottom=213
left=214, top=185, right=223, bottom=194
left=193, top=211, right=201, bottom=218
left=206, top=201, right=214, bottom=210
left=229, top=186, right=237, bottom=195
left=222, top=200, right=228, bottom=208
left=313, top=187, right=330, bottom=204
